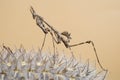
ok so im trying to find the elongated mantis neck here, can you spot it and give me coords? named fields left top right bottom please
left=42, top=19, right=58, bottom=34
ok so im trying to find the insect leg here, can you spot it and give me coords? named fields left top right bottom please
left=68, top=47, right=75, bottom=59
left=69, top=40, right=106, bottom=71
left=50, top=32, right=57, bottom=64
left=39, top=34, right=47, bottom=56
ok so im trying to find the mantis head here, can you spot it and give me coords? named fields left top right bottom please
left=30, top=6, right=37, bottom=19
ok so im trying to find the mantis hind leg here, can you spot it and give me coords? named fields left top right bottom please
left=69, top=40, right=106, bottom=71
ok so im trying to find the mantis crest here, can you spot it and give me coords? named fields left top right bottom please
left=30, top=6, right=107, bottom=72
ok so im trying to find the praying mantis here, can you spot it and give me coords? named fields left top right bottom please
left=0, top=6, right=108, bottom=80
left=30, top=6, right=107, bottom=72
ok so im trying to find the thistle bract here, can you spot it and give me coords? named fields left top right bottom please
left=0, top=46, right=107, bottom=80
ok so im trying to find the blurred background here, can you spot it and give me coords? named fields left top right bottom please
left=0, top=0, right=120, bottom=79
